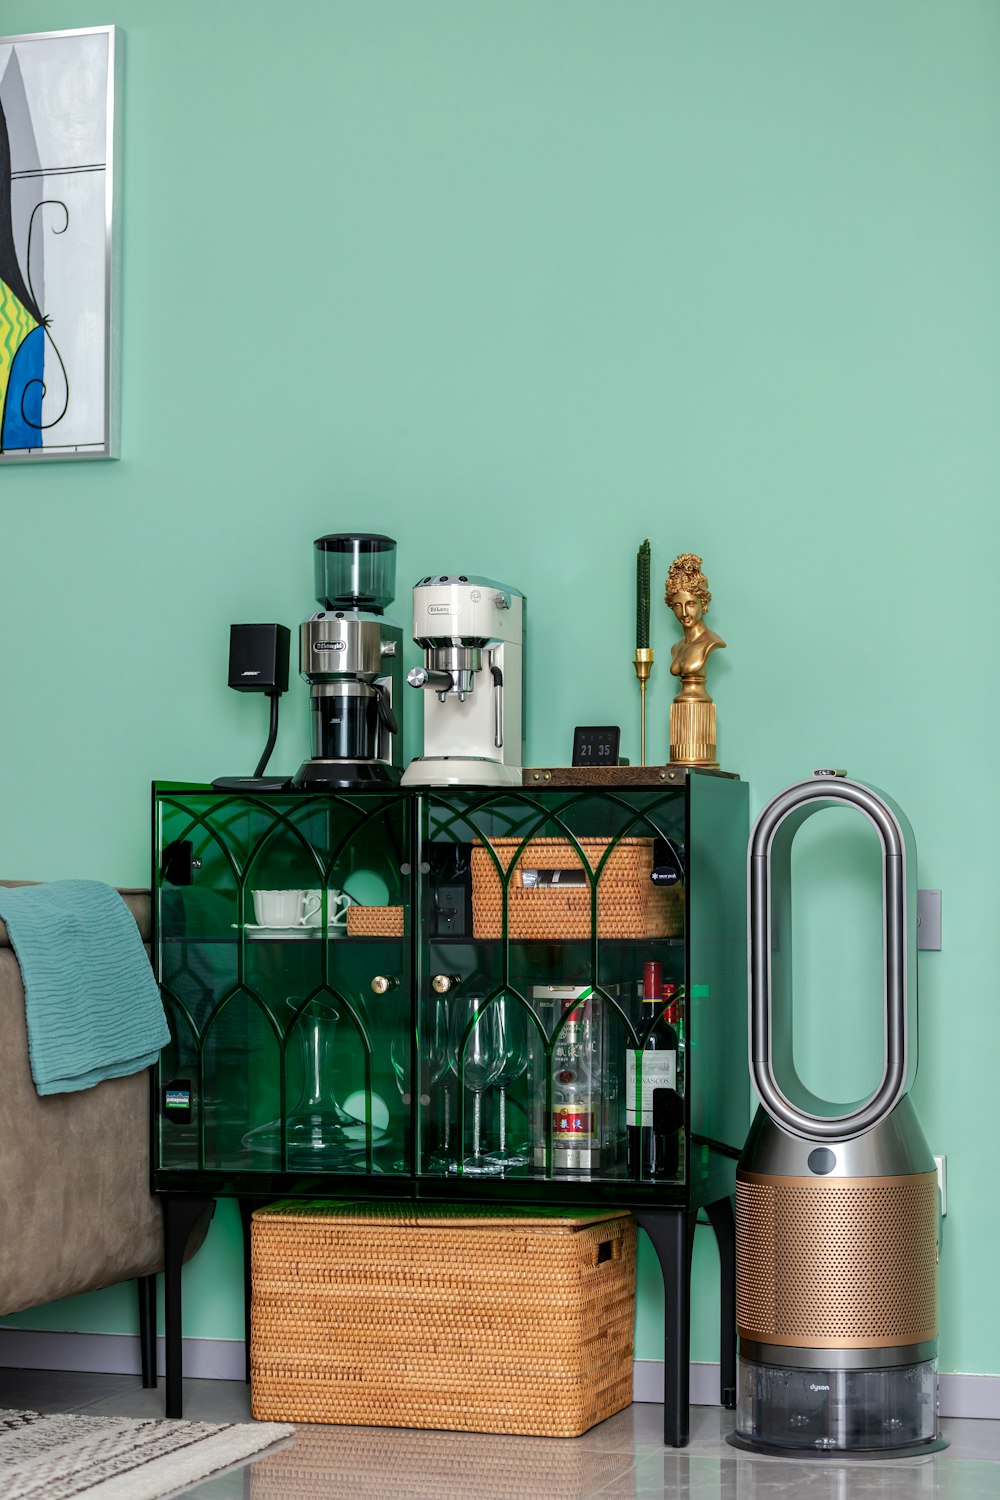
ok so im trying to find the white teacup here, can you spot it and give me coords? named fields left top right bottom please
left=300, top=890, right=353, bottom=929
left=252, top=889, right=322, bottom=928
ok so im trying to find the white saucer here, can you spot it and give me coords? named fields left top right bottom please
left=232, top=923, right=347, bottom=940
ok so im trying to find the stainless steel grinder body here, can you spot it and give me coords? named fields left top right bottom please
left=292, top=534, right=404, bottom=791
left=732, top=774, right=945, bottom=1457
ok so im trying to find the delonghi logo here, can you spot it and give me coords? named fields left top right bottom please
left=314, top=640, right=347, bottom=651
left=809, top=1384, right=830, bottom=1392
left=427, top=604, right=458, bottom=615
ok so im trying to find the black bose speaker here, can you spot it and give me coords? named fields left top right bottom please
left=212, top=624, right=292, bottom=790
left=227, top=624, right=290, bottom=693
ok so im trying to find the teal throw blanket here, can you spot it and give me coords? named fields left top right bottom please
left=0, top=880, right=170, bottom=1096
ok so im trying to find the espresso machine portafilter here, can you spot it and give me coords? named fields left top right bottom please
left=401, top=575, right=524, bottom=787
left=291, top=534, right=403, bottom=791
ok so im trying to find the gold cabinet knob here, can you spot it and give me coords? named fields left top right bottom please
left=371, top=975, right=399, bottom=995
left=431, top=973, right=460, bottom=995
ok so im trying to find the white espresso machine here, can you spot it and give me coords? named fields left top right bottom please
left=401, top=575, right=524, bottom=786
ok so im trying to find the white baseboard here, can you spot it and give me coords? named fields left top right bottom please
left=0, top=1328, right=245, bottom=1381
left=939, top=1374, right=1000, bottom=1421
left=0, top=1331, right=997, bottom=1420
left=633, top=1359, right=725, bottom=1405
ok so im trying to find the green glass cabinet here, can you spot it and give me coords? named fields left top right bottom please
left=152, top=771, right=749, bottom=1443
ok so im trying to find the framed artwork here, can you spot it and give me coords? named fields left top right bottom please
left=0, top=26, right=121, bottom=462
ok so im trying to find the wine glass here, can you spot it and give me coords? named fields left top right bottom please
left=484, top=995, right=531, bottom=1169
left=448, top=995, right=505, bottom=1176
left=389, top=996, right=451, bottom=1171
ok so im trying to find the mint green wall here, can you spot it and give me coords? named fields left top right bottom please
left=1, top=0, right=997, bottom=1377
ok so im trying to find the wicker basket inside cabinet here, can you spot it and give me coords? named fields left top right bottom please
left=471, top=836, right=683, bottom=940
left=345, top=905, right=404, bottom=937
left=250, top=1201, right=637, bottom=1436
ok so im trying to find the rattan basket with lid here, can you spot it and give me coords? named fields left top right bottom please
left=250, top=1201, right=636, bottom=1436
left=471, top=835, right=683, bottom=940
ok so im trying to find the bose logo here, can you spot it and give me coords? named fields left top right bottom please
left=241, top=670, right=260, bottom=676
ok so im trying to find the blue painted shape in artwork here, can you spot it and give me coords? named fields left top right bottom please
left=2, top=324, right=45, bottom=451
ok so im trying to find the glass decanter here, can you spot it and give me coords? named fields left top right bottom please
left=243, top=996, right=383, bottom=1166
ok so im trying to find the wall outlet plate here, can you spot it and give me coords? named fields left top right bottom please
left=917, top=889, right=942, bottom=950
left=934, top=1154, right=947, bottom=1216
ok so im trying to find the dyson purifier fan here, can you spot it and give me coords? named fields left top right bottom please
left=731, top=771, right=946, bottom=1458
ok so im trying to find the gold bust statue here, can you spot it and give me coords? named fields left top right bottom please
left=665, top=553, right=725, bottom=767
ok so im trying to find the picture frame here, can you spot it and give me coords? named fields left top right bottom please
left=0, top=25, right=121, bottom=462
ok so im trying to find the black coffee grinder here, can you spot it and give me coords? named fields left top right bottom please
left=291, top=534, right=404, bottom=790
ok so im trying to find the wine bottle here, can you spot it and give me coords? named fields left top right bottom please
left=626, top=961, right=682, bottom=1179
left=662, top=981, right=686, bottom=1162
left=662, top=981, right=684, bottom=1068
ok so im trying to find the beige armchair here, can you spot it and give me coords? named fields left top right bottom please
left=0, top=882, right=207, bottom=1385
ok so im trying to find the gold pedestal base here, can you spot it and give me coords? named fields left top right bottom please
left=669, top=697, right=718, bottom=769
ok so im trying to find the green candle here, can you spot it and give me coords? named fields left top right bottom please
left=636, top=539, right=650, bottom=650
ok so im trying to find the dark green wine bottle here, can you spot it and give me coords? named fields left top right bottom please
left=626, top=961, right=681, bottom=1178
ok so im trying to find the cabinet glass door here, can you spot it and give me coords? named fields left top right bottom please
left=155, top=789, right=411, bottom=1177
left=417, top=787, right=687, bottom=1185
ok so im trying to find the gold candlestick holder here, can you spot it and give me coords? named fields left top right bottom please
left=633, top=647, right=654, bottom=766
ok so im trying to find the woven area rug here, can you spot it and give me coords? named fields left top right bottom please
left=0, top=1407, right=294, bottom=1500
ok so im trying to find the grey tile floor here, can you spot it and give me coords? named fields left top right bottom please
left=0, top=1370, right=997, bottom=1498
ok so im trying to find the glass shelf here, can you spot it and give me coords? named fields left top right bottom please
left=159, top=933, right=392, bottom=944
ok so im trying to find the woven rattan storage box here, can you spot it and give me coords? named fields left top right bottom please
left=345, top=905, right=404, bottom=937
left=250, top=1201, right=636, bottom=1436
left=471, top=836, right=682, bottom=941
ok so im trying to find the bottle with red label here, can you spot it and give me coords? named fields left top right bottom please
left=663, top=980, right=685, bottom=1093
left=553, top=1067, right=593, bottom=1141
left=531, top=985, right=602, bottom=1171
left=626, top=960, right=683, bottom=1179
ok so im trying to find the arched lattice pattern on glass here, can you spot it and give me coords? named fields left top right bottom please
left=425, top=787, right=686, bottom=1182
left=157, top=791, right=407, bottom=1175
left=157, top=784, right=691, bottom=1184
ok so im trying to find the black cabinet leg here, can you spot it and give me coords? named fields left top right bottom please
left=237, top=1197, right=258, bottom=1385
left=136, top=1274, right=157, bottom=1389
left=163, top=1195, right=214, bottom=1419
left=705, top=1195, right=737, bottom=1409
left=634, top=1209, right=696, bottom=1448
